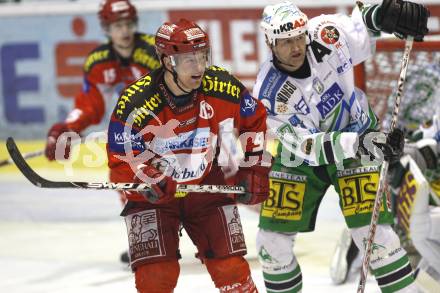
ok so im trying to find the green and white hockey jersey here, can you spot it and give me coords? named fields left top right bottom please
left=253, top=6, right=379, bottom=166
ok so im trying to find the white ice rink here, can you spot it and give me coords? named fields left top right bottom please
left=0, top=171, right=383, bottom=293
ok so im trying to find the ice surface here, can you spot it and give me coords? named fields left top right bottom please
left=0, top=177, right=381, bottom=292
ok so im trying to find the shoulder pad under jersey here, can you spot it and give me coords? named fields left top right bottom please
left=202, top=65, right=245, bottom=103
left=132, top=33, right=161, bottom=71
left=114, top=69, right=165, bottom=128
left=83, top=43, right=113, bottom=73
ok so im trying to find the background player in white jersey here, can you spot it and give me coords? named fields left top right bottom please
left=252, top=1, right=429, bottom=292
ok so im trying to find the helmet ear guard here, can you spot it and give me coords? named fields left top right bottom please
left=260, top=1, right=308, bottom=46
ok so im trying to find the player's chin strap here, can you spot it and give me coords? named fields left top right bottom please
left=160, top=54, right=192, bottom=95
left=273, top=54, right=294, bottom=68
left=271, top=32, right=311, bottom=70
left=170, top=67, right=193, bottom=94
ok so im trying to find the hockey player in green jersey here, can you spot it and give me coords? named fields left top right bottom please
left=252, top=1, right=429, bottom=292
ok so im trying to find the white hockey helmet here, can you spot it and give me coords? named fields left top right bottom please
left=260, top=1, right=308, bottom=46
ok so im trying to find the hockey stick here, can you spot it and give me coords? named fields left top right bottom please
left=0, top=149, right=43, bottom=168
left=6, top=137, right=245, bottom=195
left=0, top=131, right=108, bottom=168
left=357, top=37, right=414, bottom=293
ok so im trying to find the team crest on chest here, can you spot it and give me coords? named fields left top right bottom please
left=199, top=100, right=214, bottom=119
left=320, top=25, right=340, bottom=44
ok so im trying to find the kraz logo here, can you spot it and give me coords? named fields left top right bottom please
left=273, top=18, right=306, bottom=34
left=317, top=83, right=344, bottom=118
left=109, top=121, right=145, bottom=153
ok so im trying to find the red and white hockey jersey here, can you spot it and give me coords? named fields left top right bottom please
left=107, top=66, right=267, bottom=201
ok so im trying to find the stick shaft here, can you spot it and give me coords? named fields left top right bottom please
left=1, top=131, right=107, bottom=168
left=357, top=37, right=414, bottom=293
left=6, top=137, right=245, bottom=195
left=0, top=150, right=43, bottom=167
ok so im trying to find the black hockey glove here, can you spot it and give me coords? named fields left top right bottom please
left=377, top=0, right=429, bottom=41
left=357, top=128, right=405, bottom=163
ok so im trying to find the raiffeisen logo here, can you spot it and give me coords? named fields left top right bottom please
left=150, top=128, right=210, bottom=155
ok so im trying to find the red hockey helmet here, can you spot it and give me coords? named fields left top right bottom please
left=98, top=0, right=137, bottom=26
left=155, top=19, right=210, bottom=57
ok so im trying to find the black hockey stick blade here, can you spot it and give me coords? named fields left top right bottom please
left=6, top=137, right=154, bottom=190
left=6, top=137, right=80, bottom=188
left=5, top=136, right=154, bottom=190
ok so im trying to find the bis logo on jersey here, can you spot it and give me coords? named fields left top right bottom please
left=261, top=171, right=307, bottom=221
left=337, top=166, right=383, bottom=216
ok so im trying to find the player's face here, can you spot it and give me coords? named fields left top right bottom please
left=272, top=34, right=307, bottom=71
left=107, top=19, right=136, bottom=50
left=171, top=49, right=210, bottom=91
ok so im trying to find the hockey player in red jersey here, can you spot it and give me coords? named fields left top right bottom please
left=45, top=0, right=159, bottom=165
left=107, top=18, right=271, bottom=292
